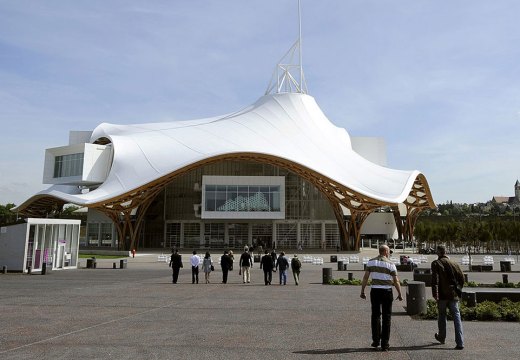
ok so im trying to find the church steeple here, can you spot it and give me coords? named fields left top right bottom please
left=515, top=179, right=520, bottom=201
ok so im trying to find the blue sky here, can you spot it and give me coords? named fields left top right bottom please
left=1, top=0, right=519, bottom=206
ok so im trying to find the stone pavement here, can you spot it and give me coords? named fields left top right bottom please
left=1, top=250, right=519, bottom=360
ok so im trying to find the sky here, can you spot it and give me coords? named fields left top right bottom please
left=0, top=0, right=519, bottom=206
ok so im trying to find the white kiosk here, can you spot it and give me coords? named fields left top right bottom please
left=0, top=218, right=81, bottom=273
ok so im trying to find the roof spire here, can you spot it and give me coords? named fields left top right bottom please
left=265, top=0, right=308, bottom=95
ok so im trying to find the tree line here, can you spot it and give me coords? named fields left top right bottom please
left=415, top=216, right=520, bottom=254
left=0, top=203, right=84, bottom=227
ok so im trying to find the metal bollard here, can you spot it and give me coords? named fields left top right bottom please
left=2, top=265, right=7, bottom=274
left=464, top=273, right=468, bottom=283
left=113, top=262, right=117, bottom=269
left=27, top=266, right=32, bottom=274
left=503, top=274, right=509, bottom=284
left=348, top=272, right=353, bottom=281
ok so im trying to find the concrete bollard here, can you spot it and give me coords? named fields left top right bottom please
left=462, top=291, right=476, bottom=307
left=406, top=281, right=427, bottom=315
left=322, top=268, right=333, bottom=284
left=503, top=274, right=509, bottom=284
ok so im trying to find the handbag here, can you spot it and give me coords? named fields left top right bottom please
left=210, top=265, right=214, bottom=271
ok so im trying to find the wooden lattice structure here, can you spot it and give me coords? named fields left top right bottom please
left=16, top=152, right=435, bottom=251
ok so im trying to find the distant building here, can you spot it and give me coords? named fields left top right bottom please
left=492, top=180, right=520, bottom=205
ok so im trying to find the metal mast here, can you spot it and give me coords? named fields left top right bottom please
left=265, top=0, right=308, bottom=95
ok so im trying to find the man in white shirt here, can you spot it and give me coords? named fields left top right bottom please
left=360, top=245, right=403, bottom=352
left=190, top=250, right=200, bottom=284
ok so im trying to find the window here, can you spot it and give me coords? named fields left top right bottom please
left=100, top=223, right=112, bottom=246
left=87, top=223, right=99, bottom=246
left=54, top=153, right=84, bottom=178
left=205, top=185, right=281, bottom=212
left=202, top=176, right=285, bottom=219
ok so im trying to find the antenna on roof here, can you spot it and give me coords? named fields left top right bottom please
left=265, top=0, right=308, bottom=95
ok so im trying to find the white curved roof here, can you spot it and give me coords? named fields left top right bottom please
left=26, top=93, right=423, bottom=206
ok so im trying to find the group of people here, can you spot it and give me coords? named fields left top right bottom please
left=173, top=243, right=465, bottom=352
left=168, top=246, right=302, bottom=286
left=361, top=244, right=464, bottom=352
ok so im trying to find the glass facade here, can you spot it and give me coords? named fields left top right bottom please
left=90, top=159, right=340, bottom=250
left=54, top=153, right=84, bottom=178
left=23, top=221, right=80, bottom=272
left=204, top=185, right=281, bottom=212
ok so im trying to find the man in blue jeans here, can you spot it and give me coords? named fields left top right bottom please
left=276, top=251, right=289, bottom=285
left=431, top=245, right=465, bottom=350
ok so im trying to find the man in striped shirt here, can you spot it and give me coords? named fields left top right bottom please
left=360, top=245, right=403, bottom=351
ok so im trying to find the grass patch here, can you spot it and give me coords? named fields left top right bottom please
left=79, top=254, right=128, bottom=259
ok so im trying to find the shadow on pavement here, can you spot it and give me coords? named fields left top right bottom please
left=294, top=342, right=445, bottom=354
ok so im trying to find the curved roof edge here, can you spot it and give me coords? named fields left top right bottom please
left=15, top=93, right=435, bottom=214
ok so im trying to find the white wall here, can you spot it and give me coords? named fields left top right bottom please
left=351, top=137, right=387, bottom=166
left=43, top=143, right=112, bottom=185
left=361, top=212, right=398, bottom=239
left=69, top=131, right=93, bottom=145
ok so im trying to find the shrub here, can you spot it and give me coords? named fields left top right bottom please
left=476, top=301, right=502, bottom=321
left=422, top=299, right=438, bottom=320
left=459, top=301, right=476, bottom=321
left=499, top=298, right=520, bottom=321
left=465, top=281, right=478, bottom=287
left=328, top=278, right=362, bottom=285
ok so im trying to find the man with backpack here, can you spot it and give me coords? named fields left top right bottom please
left=291, top=254, right=302, bottom=285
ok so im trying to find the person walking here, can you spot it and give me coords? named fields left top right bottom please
left=190, top=250, right=200, bottom=284
left=220, top=250, right=233, bottom=284
left=276, top=251, right=289, bottom=285
left=202, top=251, right=213, bottom=284
left=290, top=254, right=301, bottom=285
left=360, top=245, right=403, bottom=352
left=270, top=249, right=277, bottom=273
left=239, top=246, right=253, bottom=283
left=228, top=250, right=234, bottom=271
left=431, top=245, right=465, bottom=350
left=169, top=248, right=183, bottom=284
left=260, top=249, right=274, bottom=285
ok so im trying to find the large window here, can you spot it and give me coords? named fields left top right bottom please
left=54, top=153, right=84, bottom=178
left=205, top=185, right=281, bottom=212
left=100, top=223, right=113, bottom=247
left=87, top=223, right=99, bottom=246
left=202, top=176, right=285, bottom=219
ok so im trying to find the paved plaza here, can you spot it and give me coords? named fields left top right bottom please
left=1, top=249, right=520, bottom=360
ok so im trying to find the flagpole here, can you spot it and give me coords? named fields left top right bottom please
left=298, top=0, right=303, bottom=93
